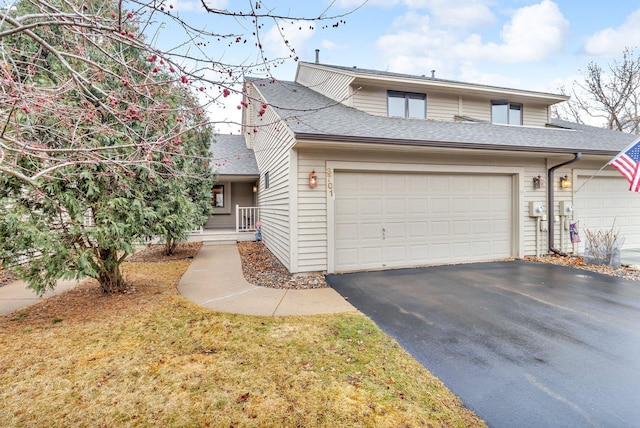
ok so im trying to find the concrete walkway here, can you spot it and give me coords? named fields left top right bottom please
left=0, top=278, right=81, bottom=316
left=177, top=244, right=356, bottom=316
left=0, top=244, right=355, bottom=317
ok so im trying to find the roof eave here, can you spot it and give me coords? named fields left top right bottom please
left=293, top=132, right=616, bottom=156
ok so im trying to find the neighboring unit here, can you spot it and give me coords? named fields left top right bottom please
left=202, top=61, right=639, bottom=274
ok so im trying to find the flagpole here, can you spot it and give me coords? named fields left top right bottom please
left=573, top=161, right=610, bottom=193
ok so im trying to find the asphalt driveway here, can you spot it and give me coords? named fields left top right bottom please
left=326, top=261, right=640, bottom=428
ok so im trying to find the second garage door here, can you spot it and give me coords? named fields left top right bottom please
left=334, top=171, right=514, bottom=272
left=575, top=174, right=640, bottom=250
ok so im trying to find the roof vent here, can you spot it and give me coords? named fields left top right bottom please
left=315, top=49, right=320, bottom=64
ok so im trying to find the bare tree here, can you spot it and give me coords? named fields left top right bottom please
left=553, top=48, right=640, bottom=134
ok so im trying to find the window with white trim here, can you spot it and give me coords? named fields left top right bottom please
left=491, top=101, right=522, bottom=125
left=388, top=91, right=426, bottom=119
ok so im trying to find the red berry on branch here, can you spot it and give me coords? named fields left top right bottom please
left=127, top=12, right=133, bottom=18
left=223, top=88, right=231, bottom=97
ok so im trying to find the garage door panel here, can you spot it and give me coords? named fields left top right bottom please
left=431, top=221, right=450, bottom=236
left=336, top=223, right=358, bottom=240
left=409, top=199, right=428, bottom=214
left=385, top=222, right=407, bottom=239
left=411, top=222, right=428, bottom=237
left=472, top=219, right=491, bottom=234
left=452, top=198, right=470, bottom=213
left=472, top=199, right=490, bottom=213
left=385, top=199, right=406, bottom=215
left=360, top=223, right=382, bottom=241
left=335, top=248, right=358, bottom=269
left=576, top=175, right=640, bottom=249
left=334, top=171, right=513, bottom=271
left=336, top=198, right=358, bottom=216
left=361, top=247, right=384, bottom=265
left=385, top=246, right=407, bottom=263
left=432, top=198, right=450, bottom=212
left=452, top=220, right=471, bottom=236
left=360, top=199, right=383, bottom=215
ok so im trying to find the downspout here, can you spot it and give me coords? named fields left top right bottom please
left=548, top=153, right=582, bottom=256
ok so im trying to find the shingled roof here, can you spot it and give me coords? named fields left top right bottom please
left=251, top=79, right=636, bottom=156
left=209, top=134, right=258, bottom=176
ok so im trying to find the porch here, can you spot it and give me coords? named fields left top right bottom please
left=189, top=206, right=260, bottom=245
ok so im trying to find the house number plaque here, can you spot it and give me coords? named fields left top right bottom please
left=326, top=167, right=334, bottom=197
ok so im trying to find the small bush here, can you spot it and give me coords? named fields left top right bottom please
left=584, top=224, right=624, bottom=268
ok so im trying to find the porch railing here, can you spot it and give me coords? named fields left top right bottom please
left=236, top=205, right=259, bottom=232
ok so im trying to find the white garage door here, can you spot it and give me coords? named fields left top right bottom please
left=334, top=171, right=514, bottom=272
left=575, top=175, right=640, bottom=249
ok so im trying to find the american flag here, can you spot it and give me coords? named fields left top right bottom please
left=610, top=137, right=640, bottom=192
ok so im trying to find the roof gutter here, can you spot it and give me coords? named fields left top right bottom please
left=293, top=133, right=618, bottom=156
left=548, top=152, right=582, bottom=256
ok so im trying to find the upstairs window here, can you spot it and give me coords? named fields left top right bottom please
left=492, top=101, right=522, bottom=125
left=388, top=91, right=426, bottom=119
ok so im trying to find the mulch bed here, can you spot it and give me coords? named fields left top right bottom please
left=237, top=241, right=328, bottom=289
left=125, top=241, right=203, bottom=263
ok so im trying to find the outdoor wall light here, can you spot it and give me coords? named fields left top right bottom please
left=309, top=170, right=318, bottom=188
left=560, top=175, right=572, bottom=189
left=532, top=175, right=543, bottom=190
left=252, top=184, right=258, bottom=193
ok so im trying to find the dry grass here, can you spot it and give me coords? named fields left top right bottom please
left=0, top=254, right=485, bottom=427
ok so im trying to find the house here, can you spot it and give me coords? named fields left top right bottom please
left=202, top=60, right=640, bottom=274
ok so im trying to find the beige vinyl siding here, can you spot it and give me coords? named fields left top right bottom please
left=522, top=165, right=549, bottom=255
left=426, top=92, right=459, bottom=121
left=296, top=64, right=354, bottom=104
left=248, top=83, right=296, bottom=270
left=352, top=86, right=387, bottom=116
left=297, top=156, right=329, bottom=271
left=522, top=103, right=550, bottom=127
left=460, top=96, right=491, bottom=121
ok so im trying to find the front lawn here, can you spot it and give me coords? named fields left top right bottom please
left=0, top=252, right=485, bottom=427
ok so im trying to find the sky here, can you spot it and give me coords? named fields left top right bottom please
left=155, top=0, right=640, bottom=132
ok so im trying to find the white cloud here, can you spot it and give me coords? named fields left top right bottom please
left=456, top=0, right=569, bottom=63
left=376, top=12, right=460, bottom=76
left=334, top=0, right=398, bottom=8
left=200, top=0, right=228, bottom=9
left=263, top=20, right=315, bottom=59
left=583, top=8, right=640, bottom=56
left=375, top=1, right=569, bottom=85
left=321, top=40, right=339, bottom=50
left=404, top=0, right=494, bottom=28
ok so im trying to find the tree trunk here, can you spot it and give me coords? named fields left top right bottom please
left=164, top=237, right=178, bottom=256
left=97, top=248, right=126, bottom=293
